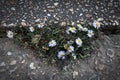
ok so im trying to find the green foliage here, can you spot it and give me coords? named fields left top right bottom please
left=12, top=23, right=99, bottom=63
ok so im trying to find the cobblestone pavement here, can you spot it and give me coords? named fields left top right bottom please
left=0, top=35, right=120, bottom=80
left=0, top=0, right=120, bottom=27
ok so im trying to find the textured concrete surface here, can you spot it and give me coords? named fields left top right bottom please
left=0, top=0, right=120, bottom=27
left=0, top=35, right=120, bottom=80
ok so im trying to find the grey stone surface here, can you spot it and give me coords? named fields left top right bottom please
left=0, top=0, right=120, bottom=27
left=0, top=35, right=120, bottom=80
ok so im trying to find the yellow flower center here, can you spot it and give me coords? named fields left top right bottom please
left=96, top=22, right=100, bottom=27
left=71, top=27, right=76, bottom=31
left=64, top=44, right=68, bottom=49
left=77, top=39, right=81, bottom=43
left=60, top=53, right=65, bottom=57
left=50, top=41, right=53, bottom=44
left=68, top=47, right=72, bottom=51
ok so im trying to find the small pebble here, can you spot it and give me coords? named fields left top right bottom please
left=35, top=19, right=40, bottom=22
left=114, top=20, right=119, bottom=25
left=98, top=64, right=105, bottom=70
left=29, top=62, right=36, bottom=69
left=95, top=60, right=98, bottom=65
left=42, top=72, right=45, bottom=75
left=8, top=23, right=16, bottom=27
left=21, top=59, right=26, bottom=64
left=7, top=51, right=12, bottom=56
left=10, top=60, right=17, bottom=65
left=47, top=14, right=51, bottom=17
left=85, top=13, right=92, bottom=18
left=22, top=20, right=25, bottom=22
left=11, top=7, right=15, bottom=11
left=79, top=13, right=83, bottom=16
left=21, top=21, right=27, bottom=26
left=107, top=49, right=115, bottom=58
left=0, top=62, right=6, bottom=66
left=97, top=18, right=104, bottom=21
left=73, top=71, right=78, bottom=79
left=54, top=2, right=59, bottom=6
left=69, top=8, right=74, bottom=12
left=60, top=22, right=66, bottom=26
left=2, top=23, right=7, bottom=26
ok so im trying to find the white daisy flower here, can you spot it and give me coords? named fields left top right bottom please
left=68, top=27, right=76, bottom=34
left=87, top=30, right=94, bottom=38
left=48, top=40, right=57, bottom=47
left=77, top=24, right=83, bottom=30
left=93, top=21, right=101, bottom=29
left=66, top=30, right=70, bottom=34
left=57, top=51, right=66, bottom=59
left=71, top=22, right=75, bottom=26
left=77, top=24, right=88, bottom=32
left=75, top=37, right=82, bottom=47
left=7, top=31, right=14, bottom=38
left=37, top=23, right=44, bottom=28
left=82, top=27, right=88, bottom=32
left=67, top=46, right=74, bottom=52
left=72, top=53, right=77, bottom=59
left=29, top=27, right=35, bottom=32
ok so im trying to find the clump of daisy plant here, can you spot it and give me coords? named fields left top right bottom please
left=5, top=20, right=102, bottom=63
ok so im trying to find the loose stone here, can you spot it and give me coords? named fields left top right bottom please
left=0, top=62, right=6, bottom=66
left=73, top=71, right=78, bottom=79
left=29, top=62, right=36, bottom=69
left=7, top=51, right=12, bottom=56
left=10, top=60, right=17, bottom=65
left=107, top=49, right=115, bottom=58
